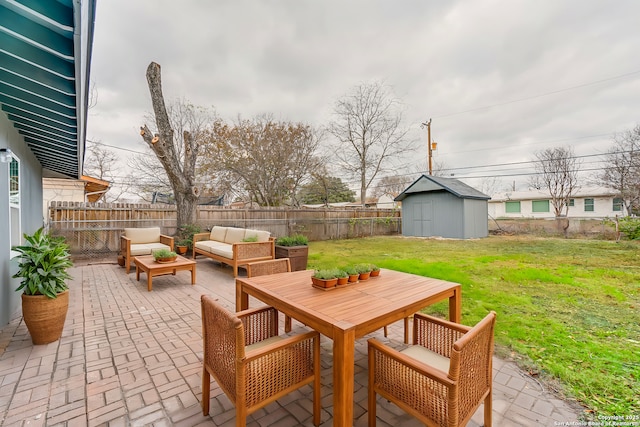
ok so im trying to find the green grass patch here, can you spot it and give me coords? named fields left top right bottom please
left=308, top=236, right=640, bottom=416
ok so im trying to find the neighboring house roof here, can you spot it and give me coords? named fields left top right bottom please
left=81, top=175, right=110, bottom=202
left=395, top=175, right=491, bottom=202
left=490, top=187, right=618, bottom=202
left=0, top=0, right=97, bottom=178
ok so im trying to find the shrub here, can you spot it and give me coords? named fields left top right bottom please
left=12, top=228, right=73, bottom=298
left=616, top=217, right=640, bottom=240
left=275, top=234, right=309, bottom=246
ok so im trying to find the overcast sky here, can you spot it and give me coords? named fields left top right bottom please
left=87, top=0, right=640, bottom=195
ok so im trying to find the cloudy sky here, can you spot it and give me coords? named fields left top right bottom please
left=87, top=0, right=640, bottom=194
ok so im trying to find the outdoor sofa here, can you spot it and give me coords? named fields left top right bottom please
left=193, top=226, right=275, bottom=276
left=120, top=227, right=174, bottom=273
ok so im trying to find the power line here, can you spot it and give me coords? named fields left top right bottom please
left=431, top=69, right=640, bottom=119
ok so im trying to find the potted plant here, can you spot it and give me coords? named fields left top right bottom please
left=12, top=227, right=73, bottom=345
left=152, top=248, right=177, bottom=263
left=175, top=241, right=189, bottom=255
left=311, top=268, right=339, bottom=288
left=344, top=266, right=359, bottom=283
left=336, top=269, right=349, bottom=286
left=370, top=264, right=381, bottom=277
left=175, top=223, right=201, bottom=255
left=275, top=234, right=309, bottom=271
left=355, top=263, right=372, bottom=281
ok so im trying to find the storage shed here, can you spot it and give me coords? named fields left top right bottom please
left=395, top=175, right=490, bottom=239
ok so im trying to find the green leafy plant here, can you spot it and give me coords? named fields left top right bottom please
left=242, top=236, right=258, bottom=242
left=336, top=269, right=348, bottom=278
left=312, top=268, right=340, bottom=280
left=354, top=263, right=372, bottom=274
left=176, top=223, right=202, bottom=249
left=616, top=217, right=640, bottom=240
left=275, top=234, right=309, bottom=246
left=152, top=248, right=177, bottom=260
left=370, top=264, right=380, bottom=272
left=12, top=227, right=73, bottom=298
left=343, top=266, right=358, bottom=276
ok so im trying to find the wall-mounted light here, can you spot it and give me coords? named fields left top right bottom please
left=0, top=148, right=13, bottom=163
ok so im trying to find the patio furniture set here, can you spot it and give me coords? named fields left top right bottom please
left=119, top=227, right=497, bottom=426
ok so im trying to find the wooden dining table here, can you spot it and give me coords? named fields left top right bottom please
left=235, top=268, right=462, bottom=427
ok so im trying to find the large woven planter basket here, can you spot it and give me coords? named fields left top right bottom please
left=21, top=290, right=69, bottom=345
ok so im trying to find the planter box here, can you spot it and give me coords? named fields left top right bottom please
left=275, top=245, right=309, bottom=271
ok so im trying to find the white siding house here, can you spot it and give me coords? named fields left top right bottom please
left=489, top=187, right=626, bottom=219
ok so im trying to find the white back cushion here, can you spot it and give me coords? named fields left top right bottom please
left=245, top=229, right=271, bottom=242
left=224, top=227, right=246, bottom=244
left=124, top=227, right=161, bottom=244
left=209, top=226, right=228, bottom=242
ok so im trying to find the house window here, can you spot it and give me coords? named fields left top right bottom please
left=532, top=200, right=550, bottom=213
left=505, top=201, right=521, bottom=213
left=613, top=198, right=623, bottom=212
left=568, top=199, right=575, bottom=207
left=9, top=155, right=21, bottom=247
left=584, top=198, right=595, bottom=212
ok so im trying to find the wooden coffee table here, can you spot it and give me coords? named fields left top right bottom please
left=134, top=255, right=196, bottom=291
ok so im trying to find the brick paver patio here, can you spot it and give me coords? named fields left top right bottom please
left=0, top=260, right=586, bottom=426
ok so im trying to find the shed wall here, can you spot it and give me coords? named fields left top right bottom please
left=402, top=192, right=468, bottom=238
left=463, top=198, right=489, bottom=238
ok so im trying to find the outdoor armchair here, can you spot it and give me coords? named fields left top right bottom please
left=246, top=258, right=293, bottom=332
left=201, top=294, right=321, bottom=427
left=368, top=311, right=497, bottom=427
left=120, top=227, right=174, bottom=273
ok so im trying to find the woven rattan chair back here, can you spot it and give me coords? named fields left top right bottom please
left=201, top=294, right=321, bottom=426
left=246, top=258, right=293, bottom=332
left=368, top=311, right=496, bottom=427
left=246, top=258, right=291, bottom=277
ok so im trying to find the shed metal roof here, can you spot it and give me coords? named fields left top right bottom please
left=0, top=0, right=96, bottom=178
left=395, top=175, right=491, bottom=201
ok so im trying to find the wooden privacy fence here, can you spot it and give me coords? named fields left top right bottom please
left=47, top=201, right=402, bottom=258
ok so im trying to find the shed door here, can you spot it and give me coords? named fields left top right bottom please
left=413, top=201, right=433, bottom=236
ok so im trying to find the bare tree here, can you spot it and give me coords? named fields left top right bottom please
left=139, top=62, right=212, bottom=227
left=329, top=81, right=412, bottom=205
left=206, top=115, right=323, bottom=207
left=83, top=140, right=131, bottom=202
left=373, top=174, right=411, bottom=198
left=533, top=146, right=580, bottom=218
left=599, top=125, right=640, bottom=215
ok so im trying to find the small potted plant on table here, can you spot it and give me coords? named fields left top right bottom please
left=12, top=227, right=73, bottom=345
left=355, top=263, right=372, bottom=281
left=311, top=268, right=340, bottom=289
left=370, top=264, right=381, bottom=277
left=344, top=266, right=359, bottom=283
left=153, top=248, right=177, bottom=263
left=275, top=234, right=309, bottom=271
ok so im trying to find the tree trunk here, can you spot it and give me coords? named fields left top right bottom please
left=140, top=62, right=200, bottom=229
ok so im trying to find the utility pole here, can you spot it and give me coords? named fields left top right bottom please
left=421, top=118, right=435, bottom=175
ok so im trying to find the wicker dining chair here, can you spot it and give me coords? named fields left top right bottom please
left=368, top=311, right=497, bottom=427
left=246, top=258, right=293, bottom=332
left=201, top=295, right=321, bottom=427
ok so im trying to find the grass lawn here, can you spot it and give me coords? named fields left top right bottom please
left=307, top=235, right=640, bottom=417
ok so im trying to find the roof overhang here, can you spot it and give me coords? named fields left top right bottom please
left=0, top=0, right=96, bottom=178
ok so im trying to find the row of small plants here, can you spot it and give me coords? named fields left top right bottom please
left=312, top=263, right=380, bottom=287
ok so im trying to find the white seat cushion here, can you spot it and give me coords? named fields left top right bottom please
left=130, top=242, right=171, bottom=256
left=401, top=345, right=451, bottom=373
left=195, top=240, right=234, bottom=259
